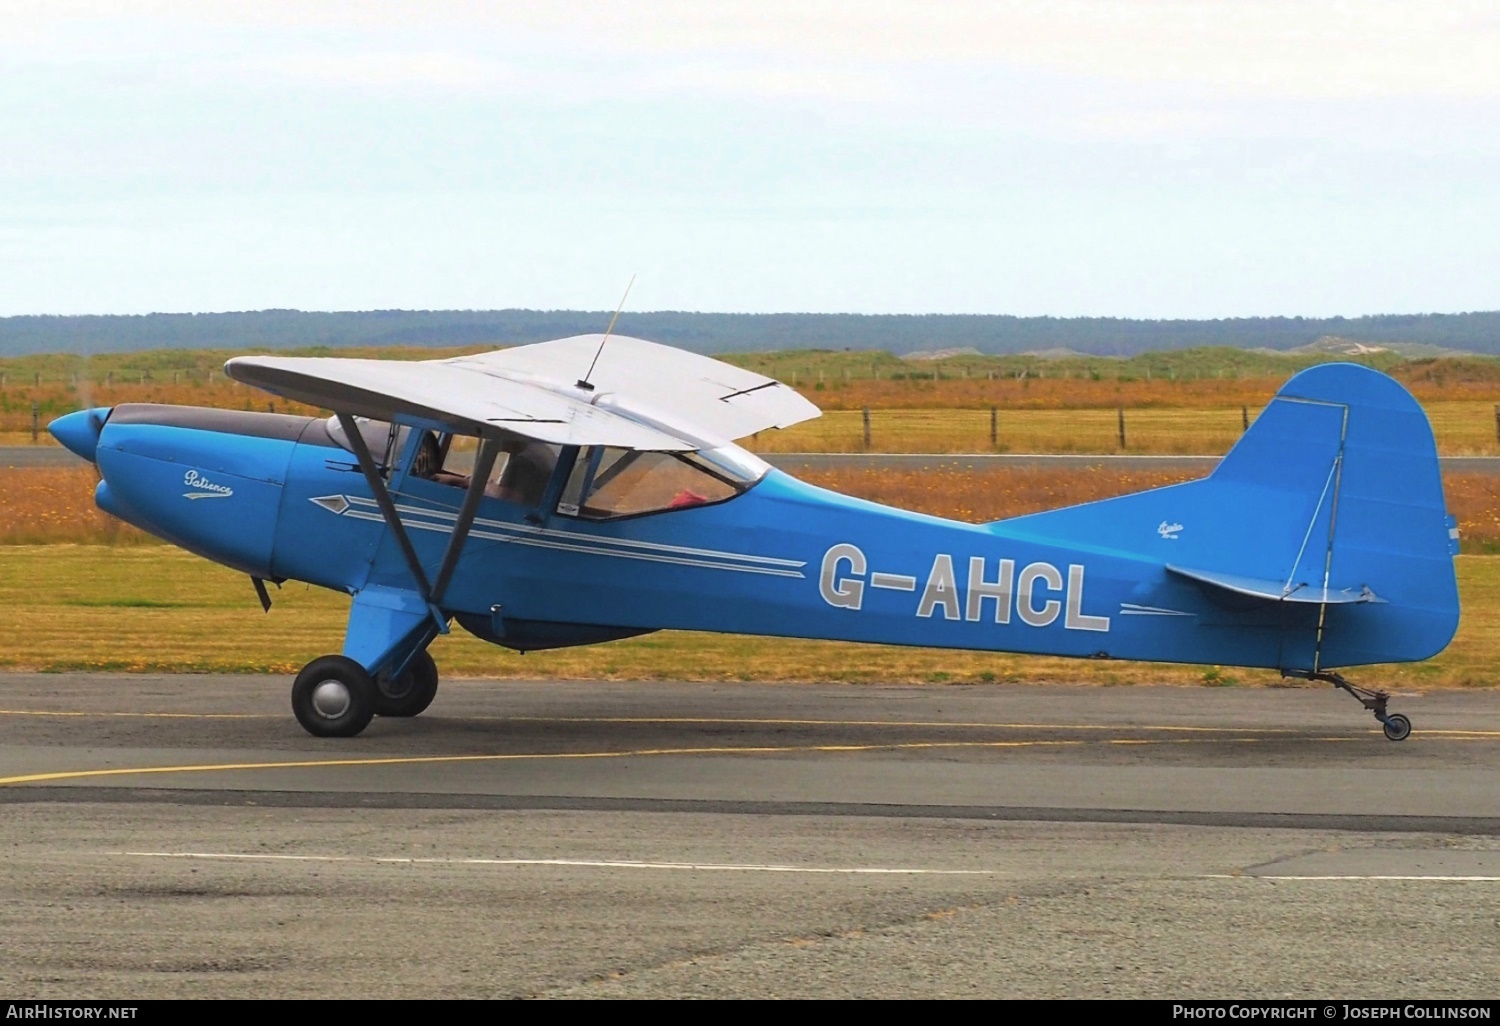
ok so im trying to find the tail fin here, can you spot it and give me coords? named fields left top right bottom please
left=997, top=363, right=1459, bottom=668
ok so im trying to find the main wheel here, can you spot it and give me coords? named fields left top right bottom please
left=292, top=655, right=376, bottom=738
left=1382, top=713, right=1412, bottom=742
left=373, top=650, right=439, bottom=718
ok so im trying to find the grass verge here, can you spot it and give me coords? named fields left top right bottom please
left=0, top=546, right=1492, bottom=688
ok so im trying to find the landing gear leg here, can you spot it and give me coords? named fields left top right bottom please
left=1294, top=670, right=1412, bottom=741
left=373, top=649, right=440, bottom=718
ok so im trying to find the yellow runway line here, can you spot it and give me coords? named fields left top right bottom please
left=6, top=708, right=1497, bottom=738
left=0, top=738, right=1086, bottom=787
left=4, top=723, right=1462, bottom=789
left=480, top=715, right=1314, bottom=734
left=0, top=709, right=271, bottom=720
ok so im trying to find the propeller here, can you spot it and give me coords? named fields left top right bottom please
left=49, top=357, right=110, bottom=465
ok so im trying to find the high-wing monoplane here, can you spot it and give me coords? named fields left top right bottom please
left=50, top=336, right=1460, bottom=740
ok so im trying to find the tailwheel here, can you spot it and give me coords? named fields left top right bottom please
left=373, top=650, right=439, bottom=718
left=292, top=655, right=376, bottom=738
left=1293, top=670, right=1413, bottom=742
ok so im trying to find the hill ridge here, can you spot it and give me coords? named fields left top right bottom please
left=4, top=309, right=1500, bottom=358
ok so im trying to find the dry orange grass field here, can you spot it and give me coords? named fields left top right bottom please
left=9, top=383, right=1499, bottom=454
left=737, top=352, right=1500, bottom=409
left=740, top=403, right=1500, bottom=455
left=11, top=402, right=1499, bottom=455
left=794, top=374, right=1500, bottom=412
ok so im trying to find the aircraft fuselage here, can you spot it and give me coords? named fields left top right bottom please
left=69, top=402, right=1376, bottom=675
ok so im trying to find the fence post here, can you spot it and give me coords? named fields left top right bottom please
left=990, top=406, right=998, bottom=448
left=1242, top=406, right=1250, bottom=432
left=31, top=402, right=39, bottom=444
left=862, top=406, right=871, bottom=449
left=1494, top=405, right=1500, bottom=445
left=34, top=372, right=40, bottom=387
left=1117, top=405, right=1126, bottom=449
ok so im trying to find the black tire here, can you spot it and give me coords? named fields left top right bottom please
left=372, top=650, right=439, bottom=718
left=292, top=655, right=376, bottom=738
left=1382, top=713, right=1412, bottom=742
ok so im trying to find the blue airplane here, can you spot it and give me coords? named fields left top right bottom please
left=49, top=336, right=1459, bottom=740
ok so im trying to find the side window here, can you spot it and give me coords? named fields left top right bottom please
left=326, top=416, right=408, bottom=478
left=406, top=434, right=560, bottom=506
left=404, top=433, right=505, bottom=493
left=492, top=441, right=560, bottom=507
left=556, top=447, right=748, bottom=521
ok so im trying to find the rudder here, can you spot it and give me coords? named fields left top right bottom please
left=1259, top=363, right=1458, bottom=668
left=996, top=363, right=1459, bottom=669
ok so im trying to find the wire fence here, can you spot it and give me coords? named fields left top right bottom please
left=5, top=376, right=1500, bottom=456
left=736, top=404, right=1500, bottom=456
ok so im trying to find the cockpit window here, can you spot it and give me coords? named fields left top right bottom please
left=555, top=447, right=758, bottom=521
left=408, top=433, right=561, bottom=507
left=492, top=441, right=560, bottom=506
left=426, top=435, right=504, bottom=492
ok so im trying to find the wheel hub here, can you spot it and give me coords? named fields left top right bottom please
left=378, top=673, right=413, bottom=700
left=311, top=680, right=352, bottom=719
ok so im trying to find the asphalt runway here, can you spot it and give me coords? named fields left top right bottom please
left=2, top=674, right=1499, bottom=998
left=14, top=444, right=1500, bottom=474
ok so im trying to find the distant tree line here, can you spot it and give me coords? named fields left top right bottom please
left=3, top=309, right=1500, bottom=358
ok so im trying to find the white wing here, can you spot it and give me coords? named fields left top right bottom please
left=224, top=335, right=819, bottom=451
left=450, top=335, right=818, bottom=444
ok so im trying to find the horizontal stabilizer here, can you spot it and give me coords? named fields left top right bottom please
left=1166, top=565, right=1384, bottom=605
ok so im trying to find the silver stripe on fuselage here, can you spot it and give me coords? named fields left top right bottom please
left=1118, top=602, right=1195, bottom=617
left=358, top=494, right=804, bottom=568
left=321, top=495, right=806, bottom=578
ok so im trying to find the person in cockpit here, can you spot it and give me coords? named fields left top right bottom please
left=410, top=431, right=557, bottom=507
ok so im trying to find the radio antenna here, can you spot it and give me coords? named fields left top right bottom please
left=577, top=273, right=635, bottom=392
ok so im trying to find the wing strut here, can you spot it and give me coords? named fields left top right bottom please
left=337, top=413, right=434, bottom=599
left=335, top=413, right=503, bottom=643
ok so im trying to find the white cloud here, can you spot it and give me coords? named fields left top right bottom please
left=6, top=0, right=1499, bottom=102
left=232, top=51, right=524, bottom=93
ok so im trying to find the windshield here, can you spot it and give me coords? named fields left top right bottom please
left=555, top=446, right=762, bottom=521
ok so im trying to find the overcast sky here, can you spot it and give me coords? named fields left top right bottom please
left=2, top=1, right=1497, bottom=318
